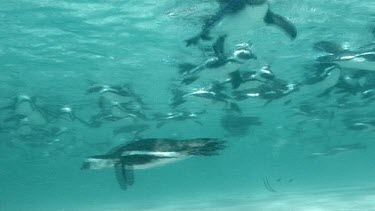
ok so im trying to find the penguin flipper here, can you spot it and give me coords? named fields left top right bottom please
left=213, top=35, right=227, bottom=59
left=229, top=70, right=243, bottom=89
left=114, top=161, right=134, bottom=190
left=264, top=10, right=297, bottom=40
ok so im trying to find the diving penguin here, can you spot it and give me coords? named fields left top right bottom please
left=81, top=138, right=226, bottom=190
left=186, top=0, right=297, bottom=46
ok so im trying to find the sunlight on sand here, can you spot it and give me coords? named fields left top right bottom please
left=76, top=186, right=375, bottom=211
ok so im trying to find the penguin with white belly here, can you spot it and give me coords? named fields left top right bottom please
left=81, top=138, right=226, bottom=190
left=186, top=0, right=297, bottom=46
left=314, top=41, right=375, bottom=72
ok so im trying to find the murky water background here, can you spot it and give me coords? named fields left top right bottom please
left=1, top=0, right=375, bottom=210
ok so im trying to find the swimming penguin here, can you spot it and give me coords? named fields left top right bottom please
left=81, top=138, right=226, bottom=190
left=97, top=97, right=148, bottom=121
left=309, top=143, right=366, bottom=158
left=183, top=83, right=231, bottom=104
left=169, top=83, right=230, bottom=108
left=232, top=76, right=298, bottom=103
left=185, top=0, right=297, bottom=46
left=314, top=41, right=375, bottom=72
left=0, top=95, right=36, bottom=112
left=344, top=118, right=375, bottom=132
left=152, top=110, right=205, bottom=128
left=87, top=83, right=146, bottom=106
left=180, top=35, right=230, bottom=77
left=226, top=65, right=275, bottom=89
left=179, top=36, right=256, bottom=85
left=302, top=63, right=340, bottom=85
left=89, top=111, right=136, bottom=128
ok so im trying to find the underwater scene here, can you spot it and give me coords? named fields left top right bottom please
left=1, top=0, right=375, bottom=210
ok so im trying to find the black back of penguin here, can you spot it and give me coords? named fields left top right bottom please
left=186, top=0, right=296, bottom=46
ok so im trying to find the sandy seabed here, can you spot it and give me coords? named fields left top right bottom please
left=73, top=186, right=375, bottom=211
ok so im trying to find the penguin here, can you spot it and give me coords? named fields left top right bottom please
left=314, top=41, right=375, bottom=72
left=226, top=65, right=275, bottom=89
left=89, top=111, right=136, bottom=128
left=185, top=0, right=297, bottom=46
left=309, top=143, right=366, bottom=158
left=169, top=83, right=230, bottom=108
left=152, top=111, right=205, bottom=128
left=81, top=138, right=226, bottom=190
left=238, top=81, right=298, bottom=102
left=179, top=36, right=257, bottom=86
left=183, top=83, right=231, bottom=104
left=344, top=118, right=375, bottom=132
left=179, top=35, right=231, bottom=78
left=87, top=83, right=146, bottom=106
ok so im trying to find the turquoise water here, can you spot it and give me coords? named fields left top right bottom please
left=1, top=0, right=375, bottom=210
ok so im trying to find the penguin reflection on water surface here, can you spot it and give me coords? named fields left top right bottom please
left=81, top=138, right=226, bottom=190
left=186, top=0, right=297, bottom=46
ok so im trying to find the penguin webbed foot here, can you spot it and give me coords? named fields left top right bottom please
left=264, top=10, right=297, bottom=40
